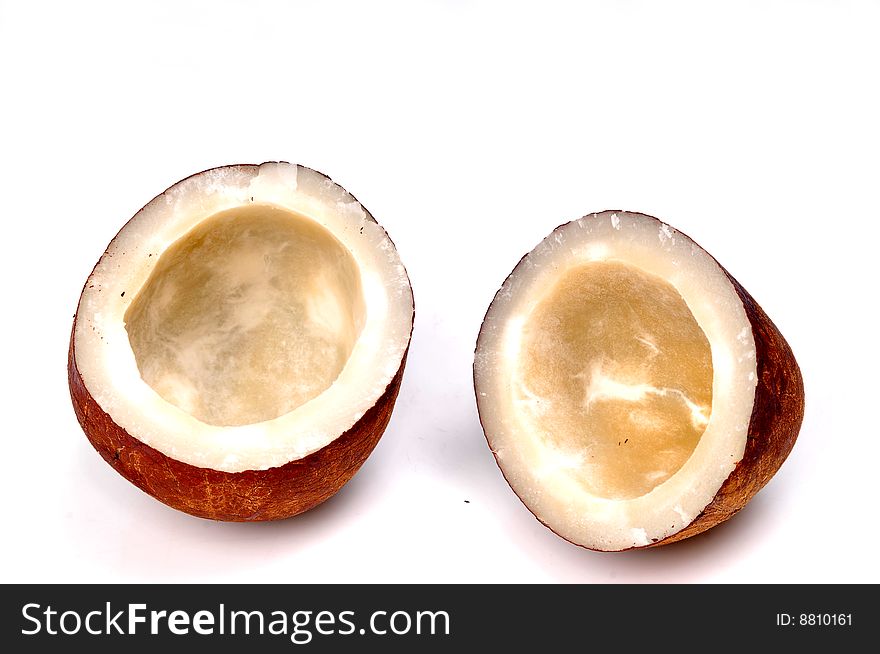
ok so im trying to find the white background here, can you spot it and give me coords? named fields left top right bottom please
left=1, top=1, right=876, bottom=583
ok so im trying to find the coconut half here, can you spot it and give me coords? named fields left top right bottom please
left=474, top=211, right=804, bottom=550
left=69, top=163, right=414, bottom=521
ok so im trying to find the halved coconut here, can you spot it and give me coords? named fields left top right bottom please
left=474, top=211, right=804, bottom=550
left=69, top=163, right=414, bottom=521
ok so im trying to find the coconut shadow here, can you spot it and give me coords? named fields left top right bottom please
left=502, top=487, right=779, bottom=582
left=66, top=440, right=384, bottom=582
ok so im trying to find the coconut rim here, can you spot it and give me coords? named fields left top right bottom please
left=473, top=210, right=759, bottom=551
left=72, top=162, right=414, bottom=474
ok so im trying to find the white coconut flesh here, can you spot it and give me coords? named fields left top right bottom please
left=74, top=163, right=413, bottom=473
left=474, top=212, right=758, bottom=550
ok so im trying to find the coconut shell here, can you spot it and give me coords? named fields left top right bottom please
left=68, top=326, right=408, bottom=521
left=68, top=162, right=413, bottom=521
left=649, top=273, right=804, bottom=546
left=475, top=212, right=805, bottom=550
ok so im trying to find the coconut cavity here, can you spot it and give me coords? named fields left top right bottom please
left=516, top=260, right=713, bottom=500
left=125, top=204, right=366, bottom=427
